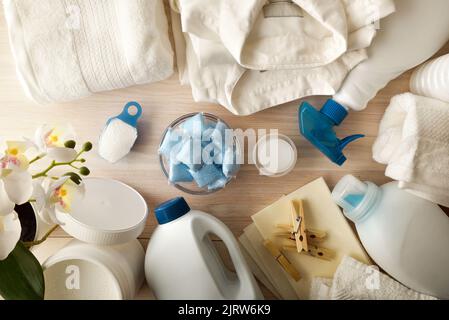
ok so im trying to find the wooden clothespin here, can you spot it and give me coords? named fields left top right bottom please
left=291, top=199, right=308, bottom=253
left=282, top=242, right=335, bottom=261
left=263, top=240, right=301, bottom=281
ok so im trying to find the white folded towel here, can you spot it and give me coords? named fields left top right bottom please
left=3, top=0, right=174, bottom=103
left=373, top=93, right=449, bottom=207
left=310, top=256, right=436, bottom=300
left=171, top=0, right=395, bottom=115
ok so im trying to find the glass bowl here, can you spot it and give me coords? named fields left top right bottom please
left=159, top=113, right=241, bottom=195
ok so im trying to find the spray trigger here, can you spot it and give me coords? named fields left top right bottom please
left=340, top=134, right=365, bottom=149
left=298, top=99, right=364, bottom=166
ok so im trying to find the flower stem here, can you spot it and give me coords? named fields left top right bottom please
left=32, top=160, right=56, bottom=179
left=29, top=155, right=44, bottom=165
left=32, top=154, right=86, bottom=179
left=22, top=224, right=59, bottom=248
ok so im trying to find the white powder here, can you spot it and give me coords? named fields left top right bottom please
left=99, top=119, right=138, bottom=163
left=256, top=135, right=297, bottom=176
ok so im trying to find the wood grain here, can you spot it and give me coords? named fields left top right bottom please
left=1, top=3, right=448, bottom=300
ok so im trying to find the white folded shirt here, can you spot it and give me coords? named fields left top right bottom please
left=171, top=0, right=395, bottom=115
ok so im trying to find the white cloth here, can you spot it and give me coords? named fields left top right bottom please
left=171, top=0, right=395, bottom=115
left=310, top=256, right=436, bottom=300
left=3, top=0, right=174, bottom=103
left=373, top=93, right=449, bottom=207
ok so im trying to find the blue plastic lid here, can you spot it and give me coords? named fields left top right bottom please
left=154, top=197, right=190, bottom=225
left=107, top=101, right=143, bottom=128
left=320, top=99, right=348, bottom=126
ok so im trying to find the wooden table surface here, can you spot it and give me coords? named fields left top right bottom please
left=1, top=6, right=448, bottom=299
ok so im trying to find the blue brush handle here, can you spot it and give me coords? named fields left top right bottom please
left=107, top=101, right=143, bottom=128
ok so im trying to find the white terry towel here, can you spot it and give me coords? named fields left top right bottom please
left=310, top=256, right=436, bottom=300
left=373, top=93, right=449, bottom=207
left=171, top=0, right=395, bottom=115
left=3, top=0, right=174, bottom=103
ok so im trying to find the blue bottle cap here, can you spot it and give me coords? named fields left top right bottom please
left=320, top=99, right=348, bottom=126
left=107, top=101, right=143, bottom=128
left=154, top=197, right=190, bottom=225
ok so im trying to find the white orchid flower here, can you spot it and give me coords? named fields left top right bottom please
left=0, top=211, right=22, bottom=260
left=30, top=124, right=77, bottom=162
left=0, top=140, right=34, bottom=260
left=34, top=177, right=85, bottom=225
left=0, top=141, right=34, bottom=215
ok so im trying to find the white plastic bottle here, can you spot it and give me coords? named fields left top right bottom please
left=145, top=197, right=263, bottom=300
left=332, top=175, right=449, bottom=299
left=333, top=0, right=449, bottom=111
left=410, top=53, right=449, bottom=103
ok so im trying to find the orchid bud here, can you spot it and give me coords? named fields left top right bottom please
left=64, top=140, right=76, bottom=149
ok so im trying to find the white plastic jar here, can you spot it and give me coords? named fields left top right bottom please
left=41, top=178, right=148, bottom=300
left=43, top=239, right=144, bottom=300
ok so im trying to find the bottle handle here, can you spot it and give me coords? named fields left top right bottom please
left=194, top=213, right=263, bottom=300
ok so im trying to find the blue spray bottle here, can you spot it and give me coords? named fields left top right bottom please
left=299, top=100, right=364, bottom=166
left=299, top=0, right=449, bottom=166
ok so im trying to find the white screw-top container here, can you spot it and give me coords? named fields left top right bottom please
left=145, top=197, right=263, bottom=300
left=332, top=175, right=449, bottom=299
left=410, top=53, right=449, bottom=103
left=42, top=178, right=148, bottom=300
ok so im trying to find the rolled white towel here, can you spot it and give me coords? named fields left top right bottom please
left=373, top=93, right=449, bottom=207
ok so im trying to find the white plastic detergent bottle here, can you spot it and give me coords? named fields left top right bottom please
left=332, top=175, right=449, bottom=299
left=410, top=53, right=449, bottom=103
left=145, top=197, right=263, bottom=300
left=300, top=0, right=449, bottom=165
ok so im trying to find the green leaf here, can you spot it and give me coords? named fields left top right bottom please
left=0, top=242, right=45, bottom=300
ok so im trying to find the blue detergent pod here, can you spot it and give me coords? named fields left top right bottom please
left=159, top=128, right=183, bottom=159
left=190, top=164, right=224, bottom=188
left=299, top=99, right=364, bottom=166
left=181, top=113, right=205, bottom=139
left=169, top=162, right=194, bottom=183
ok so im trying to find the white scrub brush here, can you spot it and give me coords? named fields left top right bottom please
left=99, top=102, right=143, bottom=163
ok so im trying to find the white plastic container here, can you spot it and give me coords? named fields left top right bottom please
left=145, top=197, right=263, bottom=300
left=253, top=134, right=297, bottom=177
left=44, top=239, right=144, bottom=300
left=332, top=175, right=449, bottom=299
left=334, top=0, right=449, bottom=111
left=410, top=54, right=449, bottom=103
left=42, top=178, right=148, bottom=300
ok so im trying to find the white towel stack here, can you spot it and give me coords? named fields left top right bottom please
left=373, top=93, right=449, bottom=207
left=3, top=0, right=174, bottom=103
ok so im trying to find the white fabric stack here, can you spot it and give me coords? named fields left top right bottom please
left=310, top=256, right=436, bottom=300
left=373, top=93, right=449, bottom=207
left=171, top=0, right=395, bottom=115
left=3, top=0, right=174, bottom=103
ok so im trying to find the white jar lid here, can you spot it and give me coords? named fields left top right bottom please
left=56, top=178, right=148, bottom=245
left=253, top=134, right=298, bottom=177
